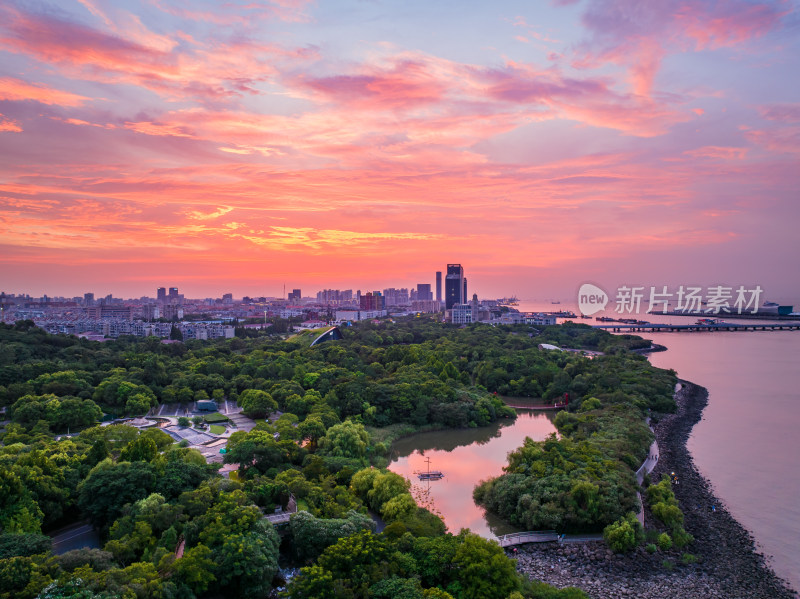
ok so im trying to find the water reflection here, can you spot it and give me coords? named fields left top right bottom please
left=388, top=410, right=557, bottom=538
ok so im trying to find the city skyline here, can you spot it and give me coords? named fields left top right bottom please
left=1, top=1, right=799, bottom=299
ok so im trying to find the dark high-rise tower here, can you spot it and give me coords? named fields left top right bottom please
left=463, top=278, right=467, bottom=303
left=436, top=271, right=442, bottom=302
left=157, top=287, right=166, bottom=303
left=416, top=283, right=432, bottom=301
left=445, top=264, right=464, bottom=309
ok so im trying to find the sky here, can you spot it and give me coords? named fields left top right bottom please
left=1, top=0, right=799, bottom=300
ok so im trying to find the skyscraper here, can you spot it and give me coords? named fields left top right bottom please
left=435, top=271, right=442, bottom=302
left=157, top=287, right=166, bottom=303
left=416, top=283, right=432, bottom=301
left=445, top=264, right=464, bottom=309
left=360, top=291, right=385, bottom=310
left=463, top=278, right=467, bottom=303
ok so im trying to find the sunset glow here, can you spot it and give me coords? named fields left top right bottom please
left=1, top=0, right=798, bottom=298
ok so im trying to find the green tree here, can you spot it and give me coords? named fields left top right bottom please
left=0, top=534, right=50, bottom=559
left=298, top=416, right=326, bottom=449
left=172, top=543, right=216, bottom=594
left=119, top=437, right=158, bottom=463
left=77, top=460, right=157, bottom=528
left=318, top=420, right=369, bottom=460
left=213, top=527, right=280, bottom=597
left=125, top=393, right=152, bottom=416
left=239, top=389, right=278, bottom=419
left=451, top=534, right=519, bottom=599
left=0, top=469, right=44, bottom=533
left=289, top=510, right=375, bottom=562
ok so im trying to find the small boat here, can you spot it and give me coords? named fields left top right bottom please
left=418, top=471, right=445, bottom=481
left=416, top=457, right=444, bottom=481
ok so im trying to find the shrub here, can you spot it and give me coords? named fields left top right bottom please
left=681, top=553, right=698, bottom=565
left=657, top=532, right=672, bottom=551
left=672, top=526, right=694, bottom=549
left=603, top=513, right=643, bottom=553
left=178, top=417, right=190, bottom=427
left=646, top=543, right=657, bottom=554
left=662, top=559, right=673, bottom=571
left=651, top=501, right=683, bottom=529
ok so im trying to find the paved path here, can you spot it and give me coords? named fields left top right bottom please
left=498, top=531, right=560, bottom=547
left=49, top=521, right=100, bottom=554
left=635, top=415, right=662, bottom=526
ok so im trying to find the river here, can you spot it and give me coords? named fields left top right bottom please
left=388, top=299, right=799, bottom=592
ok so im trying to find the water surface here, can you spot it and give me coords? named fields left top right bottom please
left=388, top=410, right=557, bottom=537
left=645, top=331, right=800, bottom=592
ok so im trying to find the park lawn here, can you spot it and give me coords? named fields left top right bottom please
left=203, top=412, right=228, bottom=423
left=209, top=424, right=226, bottom=435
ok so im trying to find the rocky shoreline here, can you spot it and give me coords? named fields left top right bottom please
left=513, top=380, right=797, bottom=599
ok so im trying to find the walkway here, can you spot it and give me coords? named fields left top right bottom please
left=264, top=495, right=298, bottom=525
left=498, top=531, right=560, bottom=547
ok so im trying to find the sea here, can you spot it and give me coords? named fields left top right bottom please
left=518, top=298, right=800, bottom=592
left=389, top=298, right=799, bottom=592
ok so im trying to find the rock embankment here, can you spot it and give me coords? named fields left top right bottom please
left=514, top=381, right=797, bottom=599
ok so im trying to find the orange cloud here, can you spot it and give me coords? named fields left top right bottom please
left=0, top=113, right=22, bottom=132
left=0, top=77, right=89, bottom=106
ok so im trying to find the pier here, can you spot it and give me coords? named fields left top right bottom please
left=593, top=323, right=800, bottom=333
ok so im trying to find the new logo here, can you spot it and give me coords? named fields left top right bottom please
left=578, top=283, right=608, bottom=316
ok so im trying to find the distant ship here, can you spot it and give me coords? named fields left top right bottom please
left=551, top=301, right=561, bottom=304
left=763, top=301, right=780, bottom=307
left=696, top=318, right=725, bottom=325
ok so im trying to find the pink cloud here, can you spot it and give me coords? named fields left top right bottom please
left=674, top=1, right=786, bottom=50
left=758, top=103, right=800, bottom=122
left=0, top=113, right=22, bottom=132
left=0, top=77, right=90, bottom=107
left=685, top=146, right=748, bottom=160
left=295, top=59, right=449, bottom=110
left=745, top=127, right=800, bottom=154
left=573, top=1, right=786, bottom=97
left=0, top=3, right=315, bottom=103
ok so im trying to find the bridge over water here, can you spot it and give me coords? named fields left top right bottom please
left=593, top=323, right=800, bottom=333
left=497, top=531, right=560, bottom=547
